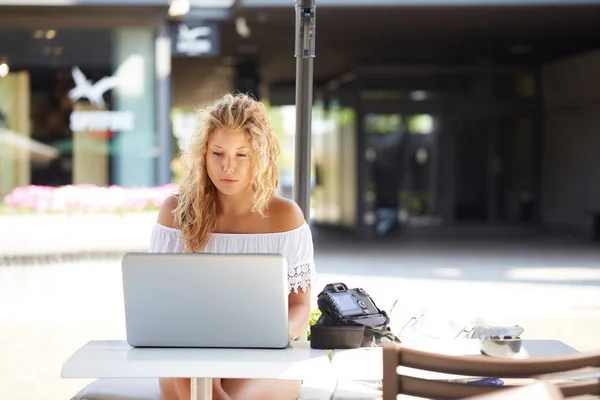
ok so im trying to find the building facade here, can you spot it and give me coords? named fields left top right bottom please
left=0, top=1, right=174, bottom=200
left=2, top=0, right=599, bottom=239
left=231, top=0, right=600, bottom=238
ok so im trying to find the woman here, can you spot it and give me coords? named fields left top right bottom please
left=150, top=93, right=316, bottom=400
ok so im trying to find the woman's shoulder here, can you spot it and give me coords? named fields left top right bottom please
left=150, top=197, right=183, bottom=253
left=267, top=196, right=306, bottom=233
left=157, top=194, right=179, bottom=229
left=155, top=194, right=308, bottom=234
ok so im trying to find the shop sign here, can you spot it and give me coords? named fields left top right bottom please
left=172, top=21, right=220, bottom=57
left=67, top=66, right=134, bottom=132
left=70, top=111, right=134, bottom=132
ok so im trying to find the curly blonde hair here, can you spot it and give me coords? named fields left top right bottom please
left=173, top=93, right=281, bottom=252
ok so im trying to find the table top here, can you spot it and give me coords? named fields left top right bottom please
left=330, top=339, right=579, bottom=381
left=62, top=338, right=579, bottom=382
left=61, top=340, right=334, bottom=380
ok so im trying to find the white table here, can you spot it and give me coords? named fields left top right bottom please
left=61, top=340, right=334, bottom=400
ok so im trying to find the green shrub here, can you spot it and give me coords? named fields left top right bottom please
left=307, top=308, right=322, bottom=340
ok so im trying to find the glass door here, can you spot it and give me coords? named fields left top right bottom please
left=362, top=109, right=440, bottom=235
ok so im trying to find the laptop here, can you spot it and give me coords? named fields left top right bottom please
left=121, top=252, right=290, bottom=349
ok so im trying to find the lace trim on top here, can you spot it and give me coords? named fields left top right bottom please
left=288, top=263, right=314, bottom=294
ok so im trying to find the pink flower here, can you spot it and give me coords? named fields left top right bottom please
left=2, top=184, right=179, bottom=214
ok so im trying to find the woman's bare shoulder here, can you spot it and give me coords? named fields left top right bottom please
left=267, top=196, right=306, bottom=232
left=157, top=195, right=179, bottom=229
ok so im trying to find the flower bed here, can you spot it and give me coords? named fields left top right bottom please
left=2, top=184, right=178, bottom=214
left=0, top=184, right=177, bottom=258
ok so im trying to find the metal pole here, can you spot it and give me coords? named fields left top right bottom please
left=294, top=0, right=316, bottom=221
left=155, top=21, right=173, bottom=186
left=190, top=378, right=212, bottom=400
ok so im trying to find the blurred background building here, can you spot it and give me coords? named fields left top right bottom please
left=2, top=6, right=600, bottom=399
left=1, top=0, right=599, bottom=239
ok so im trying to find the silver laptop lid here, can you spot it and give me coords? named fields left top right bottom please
left=122, top=253, right=289, bottom=349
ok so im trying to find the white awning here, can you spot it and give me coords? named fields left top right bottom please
left=0, top=128, right=60, bottom=161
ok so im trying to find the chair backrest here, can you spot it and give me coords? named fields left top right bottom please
left=464, top=381, right=565, bottom=400
left=382, top=343, right=600, bottom=400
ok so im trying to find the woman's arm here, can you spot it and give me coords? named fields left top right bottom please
left=268, top=197, right=315, bottom=341
left=288, top=288, right=311, bottom=340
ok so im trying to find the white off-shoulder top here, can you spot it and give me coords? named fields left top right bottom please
left=149, top=222, right=317, bottom=294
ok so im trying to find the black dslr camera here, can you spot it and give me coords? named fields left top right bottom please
left=310, top=282, right=399, bottom=349
left=317, top=283, right=387, bottom=327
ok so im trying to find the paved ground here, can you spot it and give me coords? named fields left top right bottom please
left=1, top=233, right=599, bottom=400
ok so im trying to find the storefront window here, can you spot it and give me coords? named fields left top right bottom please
left=0, top=27, right=157, bottom=200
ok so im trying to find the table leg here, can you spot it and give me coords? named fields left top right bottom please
left=191, top=378, right=212, bottom=400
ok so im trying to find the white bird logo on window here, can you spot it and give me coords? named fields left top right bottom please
left=178, top=24, right=212, bottom=41
left=67, top=67, right=120, bottom=107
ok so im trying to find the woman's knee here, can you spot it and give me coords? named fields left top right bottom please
left=159, top=377, right=229, bottom=400
left=221, top=378, right=300, bottom=400
left=159, top=378, right=190, bottom=400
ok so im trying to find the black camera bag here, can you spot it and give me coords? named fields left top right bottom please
left=310, top=282, right=401, bottom=349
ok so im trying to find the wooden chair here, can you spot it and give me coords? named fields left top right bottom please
left=382, top=343, right=600, bottom=399
left=464, top=381, right=565, bottom=399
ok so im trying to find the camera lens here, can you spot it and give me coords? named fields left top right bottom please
left=358, top=300, right=367, bottom=308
